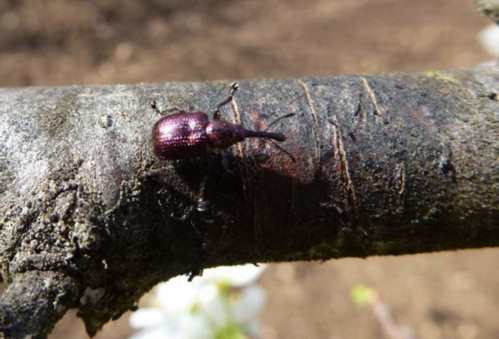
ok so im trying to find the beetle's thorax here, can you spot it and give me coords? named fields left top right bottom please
left=206, top=120, right=246, bottom=149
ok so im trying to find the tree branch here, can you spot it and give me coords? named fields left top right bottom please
left=0, top=63, right=498, bottom=337
left=0, top=271, right=78, bottom=338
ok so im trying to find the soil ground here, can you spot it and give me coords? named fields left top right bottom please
left=0, top=1, right=497, bottom=338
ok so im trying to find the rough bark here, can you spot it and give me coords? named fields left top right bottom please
left=475, top=0, right=499, bottom=23
left=0, top=63, right=498, bottom=338
left=0, top=271, right=78, bottom=338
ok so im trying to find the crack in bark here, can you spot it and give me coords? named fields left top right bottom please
left=328, top=116, right=358, bottom=211
left=395, top=162, right=407, bottom=196
left=297, top=80, right=321, bottom=168
left=361, top=77, right=387, bottom=123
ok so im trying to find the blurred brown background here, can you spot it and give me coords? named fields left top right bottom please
left=0, top=0, right=497, bottom=338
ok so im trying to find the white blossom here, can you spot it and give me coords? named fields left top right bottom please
left=130, top=265, right=267, bottom=339
left=198, top=264, right=265, bottom=287
left=479, top=24, right=499, bottom=57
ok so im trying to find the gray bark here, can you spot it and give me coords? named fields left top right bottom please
left=0, top=63, right=498, bottom=338
left=0, top=271, right=78, bottom=338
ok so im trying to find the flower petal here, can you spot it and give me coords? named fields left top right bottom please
left=177, top=313, right=213, bottom=339
left=129, top=309, right=166, bottom=329
left=129, top=324, right=179, bottom=339
left=479, top=24, right=499, bottom=57
left=201, top=264, right=266, bottom=287
left=231, top=286, right=266, bottom=323
left=198, top=284, right=229, bottom=327
left=156, top=276, right=199, bottom=312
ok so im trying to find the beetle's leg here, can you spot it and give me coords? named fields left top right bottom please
left=187, top=267, right=203, bottom=281
left=151, top=100, right=162, bottom=115
left=179, top=181, right=209, bottom=281
left=180, top=205, right=207, bottom=281
left=213, top=82, right=239, bottom=120
left=151, top=101, right=182, bottom=116
left=195, top=150, right=223, bottom=212
left=188, top=156, right=218, bottom=280
left=196, top=174, right=210, bottom=212
left=184, top=152, right=229, bottom=280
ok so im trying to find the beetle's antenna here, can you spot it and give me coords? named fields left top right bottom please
left=264, top=113, right=296, bottom=132
left=259, top=112, right=296, bottom=161
left=213, top=82, right=239, bottom=119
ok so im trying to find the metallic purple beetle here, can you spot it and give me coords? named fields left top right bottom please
left=152, top=83, right=286, bottom=160
left=151, top=83, right=292, bottom=212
